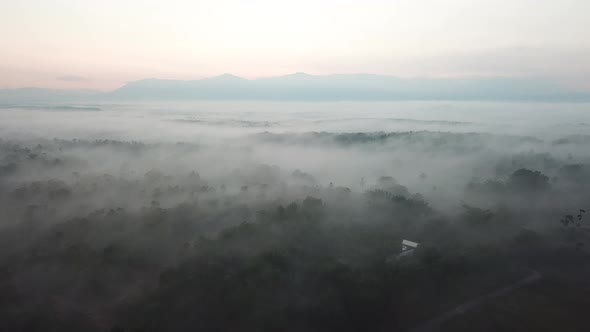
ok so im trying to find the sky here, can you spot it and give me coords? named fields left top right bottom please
left=1, top=0, right=589, bottom=91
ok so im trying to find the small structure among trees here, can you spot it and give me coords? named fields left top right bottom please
left=400, top=239, right=419, bottom=257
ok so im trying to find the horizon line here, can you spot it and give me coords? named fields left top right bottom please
left=0, top=72, right=573, bottom=93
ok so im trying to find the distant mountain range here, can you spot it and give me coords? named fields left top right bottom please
left=1, top=73, right=589, bottom=102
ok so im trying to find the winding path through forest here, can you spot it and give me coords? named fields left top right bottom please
left=408, top=269, right=543, bottom=332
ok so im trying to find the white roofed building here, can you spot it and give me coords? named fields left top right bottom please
left=399, top=239, right=419, bottom=257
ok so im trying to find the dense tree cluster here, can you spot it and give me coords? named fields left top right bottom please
left=0, top=135, right=589, bottom=331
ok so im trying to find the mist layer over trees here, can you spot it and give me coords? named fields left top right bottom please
left=1, top=101, right=590, bottom=331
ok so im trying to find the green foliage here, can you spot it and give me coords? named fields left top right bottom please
left=0, top=138, right=586, bottom=332
left=508, top=168, right=550, bottom=192
left=461, top=204, right=495, bottom=226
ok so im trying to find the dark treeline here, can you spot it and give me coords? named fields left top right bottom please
left=0, top=133, right=590, bottom=332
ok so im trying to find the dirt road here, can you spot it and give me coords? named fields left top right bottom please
left=408, top=270, right=542, bottom=332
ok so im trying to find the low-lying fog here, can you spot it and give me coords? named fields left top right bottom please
left=1, top=101, right=590, bottom=212
left=2, top=100, right=590, bottom=331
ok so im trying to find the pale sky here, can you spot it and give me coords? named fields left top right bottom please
left=1, top=0, right=589, bottom=90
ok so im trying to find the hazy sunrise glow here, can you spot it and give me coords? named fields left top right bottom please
left=2, top=0, right=589, bottom=90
